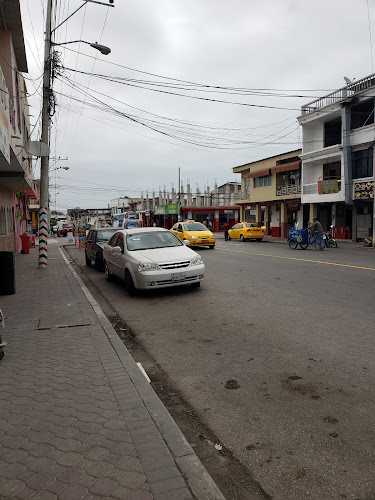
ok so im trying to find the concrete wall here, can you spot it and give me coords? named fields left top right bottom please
left=0, top=186, right=15, bottom=252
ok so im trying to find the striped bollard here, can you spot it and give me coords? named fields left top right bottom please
left=38, top=207, right=48, bottom=267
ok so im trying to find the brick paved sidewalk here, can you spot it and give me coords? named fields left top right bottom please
left=0, top=243, right=224, bottom=500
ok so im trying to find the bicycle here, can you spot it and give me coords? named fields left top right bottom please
left=288, top=229, right=325, bottom=251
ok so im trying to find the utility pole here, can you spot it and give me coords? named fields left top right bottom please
left=39, top=0, right=53, bottom=267
left=178, top=167, right=181, bottom=221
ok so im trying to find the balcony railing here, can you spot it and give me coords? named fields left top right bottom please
left=276, top=185, right=301, bottom=196
left=301, top=73, right=375, bottom=116
left=303, top=180, right=341, bottom=195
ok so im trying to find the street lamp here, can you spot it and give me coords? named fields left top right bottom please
left=52, top=40, right=111, bottom=55
left=49, top=166, right=69, bottom=172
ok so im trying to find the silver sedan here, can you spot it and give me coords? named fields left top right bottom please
left=103, top=228, right=205, bottom=295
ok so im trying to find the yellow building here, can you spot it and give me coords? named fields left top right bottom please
left=233, top=149, right=302, bottom=238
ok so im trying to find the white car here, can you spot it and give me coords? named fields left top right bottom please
left=103, top=228, right=205, bottom=295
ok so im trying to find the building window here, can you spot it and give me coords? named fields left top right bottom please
left=324, top=117, right=341, bottom=147
left=323, top=161, right=341, bottom=180
left=254, top=175, right=272, bottom=188
left=352, top=147, right=373, bottom=179
left=0, top=208, right=6, bottom=235
left=351, top=99, right=375, bottom=130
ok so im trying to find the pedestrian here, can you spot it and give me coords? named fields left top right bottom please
left=223, top=223, right=229, bottom=241
left=208, top=219, right=213, bottom=230
left=310, top=217, right=324, bottom=235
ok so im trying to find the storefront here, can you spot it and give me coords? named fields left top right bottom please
left=353, top=180, right=374, bottom=240
left=181, top=206, right=240, bottom=231
left=154, top=203, right=179, bottom=229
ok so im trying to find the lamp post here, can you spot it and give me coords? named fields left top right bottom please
left=38, top=0, right=112, bottom=268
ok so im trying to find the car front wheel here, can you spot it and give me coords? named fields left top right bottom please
left=104, top=262, right=113, bottom=281
left=125, top=270, right=136, bottom=296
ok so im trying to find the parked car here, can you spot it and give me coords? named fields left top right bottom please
left=170, top=221, right=215, bottom=249
left=85, top=228, right=118, bottom=270
left=60, top=222, right=75, bottom=237
left=228, top=222, right=264, bottom=242
left=103, top=228, right=205, bottom=295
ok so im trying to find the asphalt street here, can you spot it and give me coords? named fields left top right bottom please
left=67, top=236, right=375, bottom=500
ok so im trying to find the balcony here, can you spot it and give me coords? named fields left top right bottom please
left=276, top=185, right=301, bottom=196
left=301, top=73, right=375, bottom=116
left=303, top=180, right=341, bottom=195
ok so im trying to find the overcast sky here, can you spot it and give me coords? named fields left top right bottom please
left=20, top=0, right=375, bottom=211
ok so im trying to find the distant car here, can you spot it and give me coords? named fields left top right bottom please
left=103, top=228, right=205, bottom=295
left=85, top=228, right=118, bottom=270
left=170, top=221, right=215, bottom=249
left=60, top=223, right=75, bottom=237
left=228, top=222, right=264, bottom=242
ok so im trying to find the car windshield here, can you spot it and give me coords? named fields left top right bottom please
left=184, top=223, right=207, bottom=231
left=97, top=230, right=116, bottom=241
left=126, top=232, right=183, bottom=251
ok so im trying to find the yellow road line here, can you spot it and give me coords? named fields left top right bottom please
left=216, top=247, right=375, bottom=271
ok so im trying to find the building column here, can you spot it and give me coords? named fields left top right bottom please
left=214, top=210, right=219, bottom=232
left=265, top=206, right=270, bottom=235
left=352, top=205, right=357, bottom=242
left=256, top=203, right=262, bottom=226
left=281, top=201, right=287, bottom=238
left=234, top=210, right=239, bottom=224
left=163, top=216, right=168, bottom=228
left=309, top=203, right=317, bottom=224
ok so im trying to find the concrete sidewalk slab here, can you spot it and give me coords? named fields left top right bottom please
left=0, top=243, right=225, bottom=500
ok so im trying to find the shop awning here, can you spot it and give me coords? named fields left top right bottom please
left=247, top=168, right=270, bottom=179
left=271, top=161, right=300, bottom=174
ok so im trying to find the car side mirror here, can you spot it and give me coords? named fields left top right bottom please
left=112, top=246, right=122, bottom=254
left=182, top=239, right=190, bottom=246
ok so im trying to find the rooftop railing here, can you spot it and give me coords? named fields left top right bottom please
left=301, top=73, right=375, bottom=116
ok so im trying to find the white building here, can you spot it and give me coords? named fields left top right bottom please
left=298, top=74, right=375, bottom=240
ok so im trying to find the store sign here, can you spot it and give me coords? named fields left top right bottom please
left=224, top=210, right=233, bottom=214
left=354, top=181, right=374, bottom=200
left=154, top=203, right=178, bottom=215
left=318, top=180, right=339, bottom=194
left=0, top=67, right=10, bottom=164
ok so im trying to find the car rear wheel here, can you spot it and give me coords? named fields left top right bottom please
left=240, top=235, right=245, bottom=242
left=85, top=252, right=91, bottom=266
left=256, top=239, right=262, bottom=242
left=104, top=262, right=113, bottom=281
left=95, top=258, right=104, bottom=271
left=125, top=270, right=136, bottom=296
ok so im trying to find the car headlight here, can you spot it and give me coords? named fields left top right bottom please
left=190, top=255, right=203, bottom=266
left=189, top=235, right=198, bottom=240
left=138, top=262, right=159, bottom=272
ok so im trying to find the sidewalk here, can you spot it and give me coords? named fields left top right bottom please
left=0, top=243, right=224, bottom=500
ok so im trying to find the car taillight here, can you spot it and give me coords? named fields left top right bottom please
left=247, top=229, right=251, bottom=232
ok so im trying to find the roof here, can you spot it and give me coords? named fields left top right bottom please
left=233, top=149, right=302, bottom=173
left=0, top=0, right=28, bottom=72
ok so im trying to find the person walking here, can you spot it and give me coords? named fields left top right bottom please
left=311, top=217, right=324, bottom=235
left=223, top=223, right=229, bottom=241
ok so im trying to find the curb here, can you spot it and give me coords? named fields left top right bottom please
left=59, top=247, right=225, bottom=500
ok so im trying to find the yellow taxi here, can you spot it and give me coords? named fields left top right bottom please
left=228, top=222, right=264, bottom=242
left=171, top=221, right=216, bottom=248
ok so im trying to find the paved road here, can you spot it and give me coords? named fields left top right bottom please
left=68, top=236, right=375, bottom=500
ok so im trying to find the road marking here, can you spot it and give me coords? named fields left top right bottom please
left=216, top=247, right=375, bottom=271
